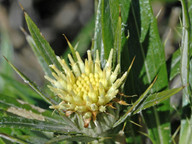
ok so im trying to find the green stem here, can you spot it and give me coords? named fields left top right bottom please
left=180, top=0, right=191, bottom=106
left=179, top=0, right=192, bottom=143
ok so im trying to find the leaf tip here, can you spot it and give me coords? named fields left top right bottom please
left=152, top=75, right=158, bottom=85
left=127, top=56, right=136, bottom=73
left=23, top=12, right=27, bottom=18
left=63, top=34, right=69, bottom=42
left=18, top=2, right=26, bottom=13
left=3, top=56, right=8, bottom=62
left=118, top=6, right=121, bottom=17
left=20, top=27, right=28, bottom=36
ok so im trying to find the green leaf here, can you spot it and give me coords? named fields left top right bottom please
left=18, top=134, right=51, bottom=144
left=109, top=0, right=119, bottom=36
left=0, top=27, right=14, bottom=77
left=123, top=0, right=168, bottom=94
left=0, top=79, right=78, bottom=131
left=95, top=0, right=128, bottom=66
left=179, top=0, right=190, bottom=101
left=121, top=0, right=170, bottom=143
left=139, top=0, right=151, bottom=43
left=24, top=31, right=52, bottom=77
left=3, top=57, right=57, bottom=105
left=167, top=49, right=180, bottom=81
left=63, top=34, right=77, bottom=62
left=134, top=87, right=183, bottom=114
left=0, top=133, right=27, bottom=144
left=47, top=135, right=97, bottom=144
left=0, top=138, right=5, bottom=144
left=101, top=0, right=114, bottom=59
left=0, top=98, right=77, bottom=133
left=0, top=73, right=43, bottom=104
left=24, top=13, right=62, bottom=73
left=113, top=9, right=122, bottom=68
left=0, top=115, right=76, bottom=133
left=0, top=94, right=80, bottom=134
left=113, top=76, right=157, bottom=128
left=0, top=125, right=34, bottom=144
left=93, top=0, right=103, bottom=61
left=0, top=127, right=53, bottom=144
left=0, top=94, right=63, bottom=123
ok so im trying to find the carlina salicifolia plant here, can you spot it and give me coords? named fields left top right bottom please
left=0, top=2, right=184, bottom=144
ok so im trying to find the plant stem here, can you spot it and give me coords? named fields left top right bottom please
left=179, top=0, right=192, bottom=143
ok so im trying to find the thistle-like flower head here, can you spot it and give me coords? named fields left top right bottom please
left=45, top=49, right=127, bottom=127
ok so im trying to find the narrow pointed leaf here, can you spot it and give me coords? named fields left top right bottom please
left=0, top=94, right=63, bottom=124
left=24, top=13, right=62, bottom=71
left=18, top=134, right=50, bottom=144
left=0, top=73, right=43, bottom=104
left=0, top=115, right=76, bottom=133
left=93, top=0, right=103, bottom=59
left=134, top=87, right=183, bottom=114
left=24, top=31, right=52, bottom=77
left=113, top=76, right=157, bottom=128
left=109, top=0, right=119, bottom=36
left=47, top=135, right=97, bottom=144
left=0, top=29, right=14, bottom=77
left=4, top=57, right=57, bottom=105
left=63, top=34, right=77, bottom=62
left=101, top=0, right=114, bottom=59
left=0, top=94, right=79, bottom=133
left=114, top=10, right=122, bottom=68
left=119, top=0, right=131, bottom=46
left=0, top=133, right=27, bottom=144
left=167, top=49, right=181, bottom=81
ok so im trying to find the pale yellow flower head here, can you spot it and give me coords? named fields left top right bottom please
left=45, top=49, right=127, bottom=127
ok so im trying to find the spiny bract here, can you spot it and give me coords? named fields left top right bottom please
left=45, top=49, right=127, bottom=127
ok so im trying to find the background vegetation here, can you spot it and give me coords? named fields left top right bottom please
left=0, top=0, right=192, bottom=143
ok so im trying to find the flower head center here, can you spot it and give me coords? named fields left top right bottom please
left=73, top=73, right=100, bottom=95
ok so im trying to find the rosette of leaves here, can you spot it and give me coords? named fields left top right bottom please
left=0, top=1, right=184, bottom=144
